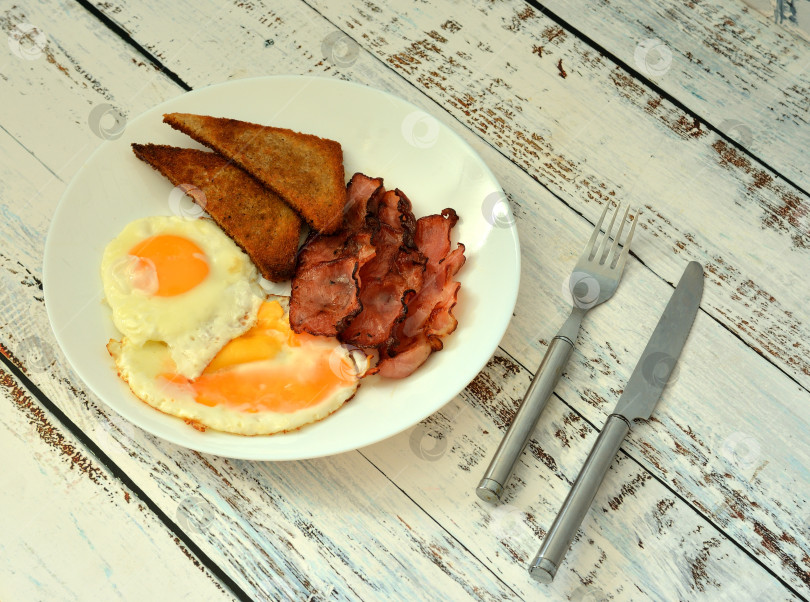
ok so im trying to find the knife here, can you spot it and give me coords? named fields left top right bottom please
left=529, top=261, right=704, bottom=583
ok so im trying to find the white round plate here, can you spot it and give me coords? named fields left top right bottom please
left=43, top=75, right=520, bottom=460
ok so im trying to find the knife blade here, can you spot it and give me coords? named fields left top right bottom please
left=528, top=261, right=704, bottom=584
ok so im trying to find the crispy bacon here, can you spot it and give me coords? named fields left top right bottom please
left=289, top=174, right=382, bottom=336
left=374, top=337, right=433, bottom=379
left=376, top=210, right=465, bottom=378
left=414, top=209, right=458, bottom=263
left=290, top=174, right=465, bottom=378
left=345, top=173, right=383, bottom=231
left=339, top=190, right=427, bottom=348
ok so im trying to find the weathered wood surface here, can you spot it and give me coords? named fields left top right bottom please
left=0, top=366, right=232, bottom=601
left=1, top=0, right=808, bottom=599
left=741, top=0, right=810, bottom=42
left=537, top=0, right=810, bottom=190
left=81, top=0, right=810, bottom=594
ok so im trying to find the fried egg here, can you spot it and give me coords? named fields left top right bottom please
left=107, top=298, right=369, bottom=435
left=101, top=216, right=263, bottom=378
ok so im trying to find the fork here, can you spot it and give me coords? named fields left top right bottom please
left=476, top=203, right=637, bottom=503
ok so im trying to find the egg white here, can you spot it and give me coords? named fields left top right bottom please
left=107, top=298, right=370, bottom=436
left=101, top=216, right=263, bottom=379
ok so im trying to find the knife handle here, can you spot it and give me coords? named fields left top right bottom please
left=476, top=336, right=575, bottom=503
left=529, top=414, right=630, bottom=583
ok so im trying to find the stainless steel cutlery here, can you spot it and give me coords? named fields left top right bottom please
left=474, top=202, right=704, bottom=583
left=477, top=203, right=637, bottom=503
left=529, top=261, right=703, bottom=582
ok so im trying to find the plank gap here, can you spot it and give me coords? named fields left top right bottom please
left=0, top=123, right=63, bottom=182
left=72, top=0, right=192, bottom=92
left=520, top=0, right=810, bottom=200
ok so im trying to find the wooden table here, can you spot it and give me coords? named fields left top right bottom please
left=3, top=0, right=809, bottom=599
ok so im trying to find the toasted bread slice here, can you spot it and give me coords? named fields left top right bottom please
left=132, top=143, right=301, bottom=281
left=163, top=113, right=346, bottom=234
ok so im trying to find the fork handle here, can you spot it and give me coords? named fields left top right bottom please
left=476, top=336, right=575, bottom=503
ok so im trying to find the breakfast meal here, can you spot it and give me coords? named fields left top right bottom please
left=101, top=112, right=465, bottom=435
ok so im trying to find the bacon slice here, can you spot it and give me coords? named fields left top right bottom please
left=374, top=338, right=433, bottom=379
left=289, top=174, right=382, bottom=336
left=339, top=190, right=427, bottom=348
left=290, top=256, right=361, bottom=336
left=344, top=173, right=383, bottom=231
left=376, top=209, right=465, bottom=378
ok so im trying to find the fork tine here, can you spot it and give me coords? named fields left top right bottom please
left=596, top=204, right=619, bottom=264
left=614, top=210, right=638, bottom=274
left=585, top=203, right=610, bottom=259
left=607, top=204, right=631, bottom=267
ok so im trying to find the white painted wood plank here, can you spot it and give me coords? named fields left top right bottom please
left=68, top=0, right=810, bottom=594
left=538, top=0, right=810, bottom=188
left=1, top=0, right=807, bottom=598
left=741, top=0, right=810, bottom=42
left=0, top=366, right=233, bottom=602
left=0, top=2, right=181, bottom=179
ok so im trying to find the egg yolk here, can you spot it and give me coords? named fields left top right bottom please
left=128, top=235, right=209, bottom=297
left=162, top=301, right=361, bottom=414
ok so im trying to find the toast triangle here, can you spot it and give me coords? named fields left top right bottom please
left=163, top=113, right=346, bottom=234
